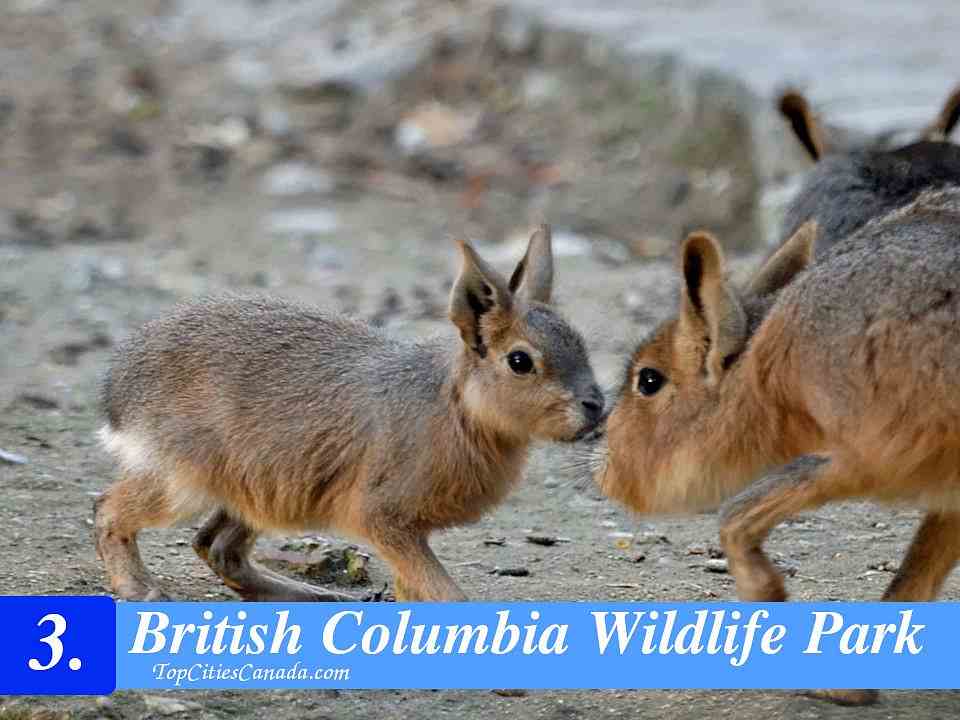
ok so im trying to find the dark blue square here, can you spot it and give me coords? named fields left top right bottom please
left=0, top=596, right=116, bottom=695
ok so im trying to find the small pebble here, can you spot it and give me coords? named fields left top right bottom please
left=704, top=558, right=729, bottom=573
left=142, top=694, right=203, bottom=715
left=261, top=162, right=334, bottom=197
left=16, top=392, right=59, bottom=410
left=265, top=208, right=340, bottom=236
left=494, top=567, right=530, bottom=577
left=0, top=448, right=28, bottom=465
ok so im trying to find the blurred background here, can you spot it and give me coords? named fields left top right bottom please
left=3, top=2, right=960, bottom=718
left=6, top=0, right=960, bottom=402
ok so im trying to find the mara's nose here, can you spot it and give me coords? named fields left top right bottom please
left=581, top=386, right=604, bottom=425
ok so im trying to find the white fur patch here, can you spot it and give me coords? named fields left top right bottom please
left=167, top=475, right=217, bottom=520
left=98, top=425, right=158, bottom=475
left=98, top=425, right=214, bottom=520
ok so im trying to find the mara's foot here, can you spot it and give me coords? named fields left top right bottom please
left=802, top=689, right=879, bottom=706
left=231, top=568, right=358, bottom=602
left=111, top=578, right=170, bottom=602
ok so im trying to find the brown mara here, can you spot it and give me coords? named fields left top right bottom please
left=593, top=185, right=960, bottom=704
left=94, top=225, right=603, bottom=603
left=588, top=84, right=960, bottom=705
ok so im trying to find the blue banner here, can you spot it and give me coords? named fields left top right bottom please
left=2, top=597, right=958, bottom=693
left=114, top=602, right=952, bottom=690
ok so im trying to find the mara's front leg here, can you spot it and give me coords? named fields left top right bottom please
left=371, top=531, right=467, bottom=602
left=718, top=454, right=877, bottom=706
left=718, top=455, right=866, bottom=601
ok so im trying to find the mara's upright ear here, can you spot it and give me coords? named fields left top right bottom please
left=508, top=224, right=554, bottom=303
left=779, top=90, right=828, bottom=161
left=746, top=220, right=818, bottom=298
left=449, top=240, right=513, bottom=357
left=923, top=85, right=960, bottom=141
left=680, top=232, right=747, bottom=384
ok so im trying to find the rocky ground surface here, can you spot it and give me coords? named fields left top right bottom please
left=2, top=1, right=959, bottom=718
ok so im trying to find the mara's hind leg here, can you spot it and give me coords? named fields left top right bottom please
left=94, top=474, right=175, bottom=601
left=883, top=511, right=960, bottom=601
left=192, top=509, right=356, bottom=602
left=719, top=454, right=877, bottom=707
left=800, top=514, right=960, bottom=706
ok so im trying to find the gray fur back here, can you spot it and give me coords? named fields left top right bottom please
left=782, top=141, right=960, bottom=255
left=781, top=187, right=960, bottom=341
left=101, top=294, right=451, bottom=470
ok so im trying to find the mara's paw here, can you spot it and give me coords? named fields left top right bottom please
left=113, top=582, right=171, bottom=602
left=802, top=689, right=879, bottom=706
left=362, top=584, right=394, bottom=602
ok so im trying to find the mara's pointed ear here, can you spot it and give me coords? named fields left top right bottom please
left=449, top=240, right=513, bottom=357
left=923, top=85, right=960, bottom=141
left=508, top=224, right=554, bottom=303
left=779, top=90, right=828, bottom=161
left=746, top=220, right=817, bottom=297
left=680, top=231, right=747, bottom=384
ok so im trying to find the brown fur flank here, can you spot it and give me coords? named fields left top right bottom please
left=95, top=226, right=602, bottom=602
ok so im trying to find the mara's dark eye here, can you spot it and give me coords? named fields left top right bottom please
left=637, top=367, right=665, bottom=396
left=507, top=350, right=534, bottom=375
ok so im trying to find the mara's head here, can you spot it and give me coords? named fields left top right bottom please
left=448, top=225, right=602, bottom=444
left=779, top=85, right=960, bottom=254
left=593, top=222, right=817, bottom=514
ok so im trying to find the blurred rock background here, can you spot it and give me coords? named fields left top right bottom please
left=0, top=1, right=756, bottom=267
left=3, top=0, right=959, bottom=263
